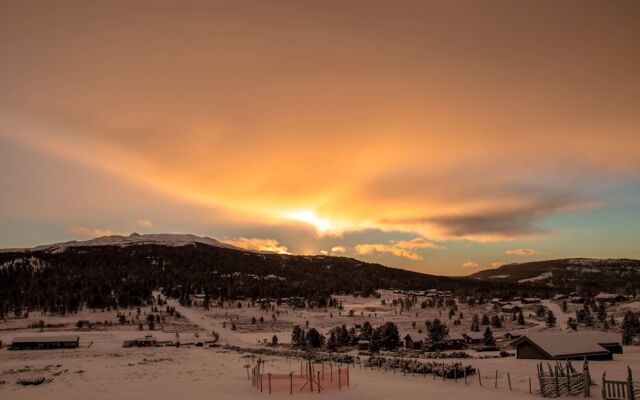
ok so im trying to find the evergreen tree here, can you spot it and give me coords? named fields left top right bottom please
left=427, top=318, right=449, bottom=343
left=517, top=310, right=525, bottom=325
left=470, top=314, right=480, bottom=332
left=546, top=310, right=556, bottom=327
left=483, top=327, right=495, bottom=346
left=481, top=314, right=490, bottom=325
left=305, top=328, right=325, bottom=348
left=622, top=311, right=640, bottom=345
left=377, top=322, right=400, bottom=350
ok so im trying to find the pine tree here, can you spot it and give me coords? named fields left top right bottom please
left=597, top=302, right=607, bottom=322
left=622, top=311, right=639, bottom=345
left=470, top=314, right=480, bottom=332
left=427, top=318, right=449, bottom=343
left=481, top=314, right=490, bottom=325
left=483, top=327, right=495, bottom=346
left=517, top=310, right=525, bottom=325
left=546, top=310, right=556, bottom=327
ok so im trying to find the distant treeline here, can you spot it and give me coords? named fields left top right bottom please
left=0, top=244, right=558, bottom=317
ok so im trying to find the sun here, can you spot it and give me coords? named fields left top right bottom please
left=284, top=210, right=334, bottom=233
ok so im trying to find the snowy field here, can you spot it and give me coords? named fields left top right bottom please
left=1, top=290, right=640, bottom=399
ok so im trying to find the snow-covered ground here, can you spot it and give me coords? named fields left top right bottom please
left=1, top=292, right=638, bottom=399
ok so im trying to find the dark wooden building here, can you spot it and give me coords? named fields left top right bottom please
left=404, top=334, right=424, bottom=350
left=512, top=332, right=622, bottom=360
left=10, top=335, right=80, bottom=350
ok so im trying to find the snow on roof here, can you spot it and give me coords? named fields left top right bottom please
left=12, top=335, right=79, bottom=343
left=463, top=332, right=484, bottom=340
left=513, top=332, right=620, bottom=358
left=595, top=293, right=625, bottom=300
left=404, top=334, right=422, bottom=341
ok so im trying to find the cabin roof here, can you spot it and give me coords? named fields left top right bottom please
left=404, top=334, right=422, bottom=342
left=463, top=331, right=484, bottom=340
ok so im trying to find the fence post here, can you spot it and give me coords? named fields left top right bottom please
left=602, top=372, right=606, bottom=400
left=508, top=371, right=512, bottom=390
left=443, top=363, right=446, bottom=381
left=478, top=369, right=482, bottom=386
left=268, top=373, right=271, bottom=395
left=495, top=369, right=498, bottom=388
left=317, top=371, right=321, bottom=393
left=347, top=366, right=350, bottom=387
left=290, top=372, right=293, bottom=395
left=628, top=367, right=635, bottom=400
left=339, top=368, right=342, bottom=390
left=529, top=376, right=532, bottom=394
left=454, top=366, right=457, bottom=383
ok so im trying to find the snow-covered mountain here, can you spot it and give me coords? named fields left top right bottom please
left=1, top=233, right=244, bottom=253
left=470, top=258, right=640, bottom=290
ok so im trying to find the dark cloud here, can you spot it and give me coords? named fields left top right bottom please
left=385, top=191, right=592, bottom=239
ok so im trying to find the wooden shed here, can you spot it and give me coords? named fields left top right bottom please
left=512, top=332, right=622, bottom=360
left=404, top=334, right=424, bottom=350
left=10, top=335, right=80, bottom=350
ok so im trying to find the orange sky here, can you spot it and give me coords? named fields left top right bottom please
left=1, top=1, right=640, bottom=274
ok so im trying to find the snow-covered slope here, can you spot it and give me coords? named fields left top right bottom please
left=2, top=233, right=244, bottom=253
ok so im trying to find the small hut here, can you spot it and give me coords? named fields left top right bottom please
left=404, top=334, right=424, bottom=350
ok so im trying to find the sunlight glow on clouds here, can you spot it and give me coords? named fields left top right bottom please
left=68, top=226, right=113, bottom=238
left=505, top=248, right=538, bottom=256
left=462, top=261, right=480, bottom=268
left=222, top=237, right=290, bottom=254
left=355, top=238, right=443, bottom=260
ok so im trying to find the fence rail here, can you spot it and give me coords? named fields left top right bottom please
left=537, top=361, right=591, bottom=398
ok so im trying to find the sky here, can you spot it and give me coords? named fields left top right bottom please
left=1, top=1, right=640, bottom=276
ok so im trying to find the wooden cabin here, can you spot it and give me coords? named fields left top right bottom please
left=512, top=332, right=622, bottom=360
left=462, top=332, right=484, bottom=344
left=123, top=335, right=157, bottom=348
left=10, top=335, right=80, bottom=350
left=357, top=340, right=370, bottom=351
left=404, top=334, right=424, bottom=350
left=501, top=304, right=522, bottom=314
left=594, top=293, right=627, bottom=303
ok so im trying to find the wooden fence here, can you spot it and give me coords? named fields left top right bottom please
left=602, top=368, right=640, bottom=400
left=537, top=361, right=591, bottom=398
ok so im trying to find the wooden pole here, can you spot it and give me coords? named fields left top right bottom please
left=529, top=376, right=532, bottom=394
left=508, top=371, right=512, bottom=390
left=478, top=369, right=482, bottom=386
left=495, top=369, right=498, bottom=388
left=443, top=363, right=446, bottom=381
left=339, top=368, right=342, bottom=390
left=260, top=373, right=263, bottom=393
left=309, top=361, right=313, bottom=392
left=290, top=372, right=293, bottom=395
left=454, top=366, right=458, bottom=383
left=317, top=371, right=321, bottom=393
left=331, top=363, right=333, bottom=381
left=347, top=366, right=350, bottom=387
left=628, top=367, right=635, bottom=400
left=268, top=373, right=272, bottom=395
left=464, top=367, right=467, bottom=384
